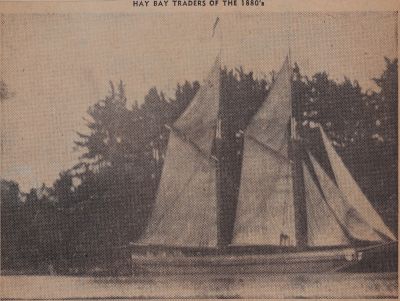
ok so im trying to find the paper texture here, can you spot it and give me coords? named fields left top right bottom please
left=0, top=1, right=398, bottom=299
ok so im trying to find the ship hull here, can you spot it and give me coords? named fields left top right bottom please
left=131, top=247, right=363, bottom=275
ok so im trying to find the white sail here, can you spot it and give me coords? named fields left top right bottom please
left=232, top=138, right=295, bottom=245
left=138, top=132, right=218, bottom=247
left=319, top=126, right=396, bottom=241
left=174, top=56, right=220, bottom=157
left=309, top=153, right=392, bottom=242
left=138, top=58, right=221, bottom=247
left=303, top=161, right=350, bottom=246
left=232, top=58, right=296, bottom=246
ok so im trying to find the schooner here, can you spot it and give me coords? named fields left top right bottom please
left=130, top=54, right=397, bottom=275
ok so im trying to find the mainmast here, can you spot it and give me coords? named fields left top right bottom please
left=288, top=52, right=308, bottom=248
left=216, top=116, right=229, bottom=248
left=213, top=17, right=234, bottom=249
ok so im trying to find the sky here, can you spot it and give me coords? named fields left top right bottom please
left=1, top=12, right=397, bottom=192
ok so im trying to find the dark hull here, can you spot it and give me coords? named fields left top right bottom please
left=132, top=247, right=363, bottom=275
left=131, top=242, right=397, bottom=275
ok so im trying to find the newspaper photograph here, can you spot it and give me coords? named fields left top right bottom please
left=0, top=1, right=398, bottom=299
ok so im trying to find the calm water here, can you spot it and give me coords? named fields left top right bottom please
left=1, top=273, right=398, bottom=299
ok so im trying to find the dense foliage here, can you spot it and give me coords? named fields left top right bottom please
left=1, top=58, right=397, bottom=273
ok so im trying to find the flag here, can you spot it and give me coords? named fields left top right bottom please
left=212, top=17, right=220, bottom=37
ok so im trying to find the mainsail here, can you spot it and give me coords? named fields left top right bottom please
left=318, top=126, right=396, bottom=241
left=232, top=58, right=296, bottom=246
left=138, top=58, right=221, bottom=248
left=231, top=55, right=395, bottom=248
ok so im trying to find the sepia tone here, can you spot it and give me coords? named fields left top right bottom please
left=0, top=2, right=398, bottom=299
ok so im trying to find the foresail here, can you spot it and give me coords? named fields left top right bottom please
left=231, top=137, right=295, bottom=245
left=245, top=56, right=292, bottom=157
left=303, top=161, right=350, bottom=246
left=232, top=57, right=295, bottom=246
left=309, top=153, right=390, bottom=242
left=138, top=131, right=218, bottom=247
left=173, top=56, right=221, bottom=157
left=319, top=126, right=396, bottom=241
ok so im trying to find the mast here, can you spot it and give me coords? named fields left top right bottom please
left=216, top=117, right=228, bottom=248
left=215, top=66, right=240, bottom=249
left=288, top=52, right=308, bottom=248
left=215, top=16, right=224, bottom=249
left=212, top=16, right=234, bottom=249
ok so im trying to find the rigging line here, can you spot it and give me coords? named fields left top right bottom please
left=237, top=131, right=292, bottom=239
left=304, top=151, right=355, bottom=244
left=148, top=166, right=202, bottom=239
left=0, top=14, right=5, bottom=169
left=211, top=16, right=220, bottom=38
left=143, top=132, right=216, bottom=242
left=211, top=16, right=223, bottom=67
left=286, top=15, right=298, bottom=141
left=165, top=125, right=218, bottom=165
left=372, top=230, right=396, bottom=242
left=281, top=123, right=291, bottom=230
left=287, top=14, right=292, bottom=67
left=320, top=125, right=394, bottom=239
left=263, top=156, right=291, bottom=234
left=246, top=134, right=290, bottom=165
left=309, top=148, right=390, bottom=241
left=219, top=18, right=223, bottom=64
left=281, top=171, right=290, bottom=230
left=318, top=125, right=394, bottom=241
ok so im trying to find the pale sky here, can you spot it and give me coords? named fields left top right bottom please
left=1, top=12, right=397, bottom=191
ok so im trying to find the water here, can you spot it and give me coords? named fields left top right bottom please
left=1, top=273, right=397, bottom=299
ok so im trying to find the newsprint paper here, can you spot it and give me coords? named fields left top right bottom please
left=0, top=0, right=399, bottom=299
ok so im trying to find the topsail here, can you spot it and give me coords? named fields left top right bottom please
left=174, top=56, right=221, bottom=157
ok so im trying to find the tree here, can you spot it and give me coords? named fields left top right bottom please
left=74, top=81, right=135, bottom=170
left=57, top=79, right=200, bottom=269
left=367, top=58, right=398, bottom=231
left=371, top=57, right=397, bottom=144
left=53, top=171, right=74, bottom=208
left=293, top=59, right=397, bottom=233
left=0, top=80, right=14, bottom=101
left=5, top=59, right=394, bottom=273
left=1, top=180, right=21, bottom=268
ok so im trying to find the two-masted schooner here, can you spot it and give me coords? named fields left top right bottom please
left=130, top=55, right=397, bottom=275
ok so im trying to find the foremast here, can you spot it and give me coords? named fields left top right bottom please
left=288, top=55, right=308, bottom=249
left=213, top=17, right=232, bottom=249
left=215, top=116, right=227, bottom=249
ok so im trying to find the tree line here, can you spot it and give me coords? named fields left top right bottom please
left=1, top=58, right=397, bottom=273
